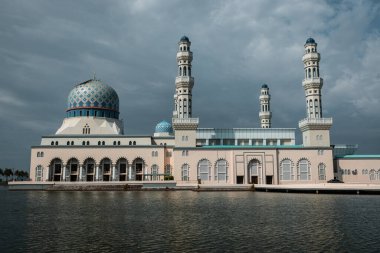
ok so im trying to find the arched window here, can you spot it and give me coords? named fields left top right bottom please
left=82, top=141, right=85, bottom=145
left=133, top=141, right=136, bottom=145
left=98, top=141, right=101, bottom=145
left=71, top=141, right=74, bottom=145
left=198, top=159, right=210, bottom=181
left=35, top=165, right=43, bottom=181
left=152, top=151, right=155, bottom=157
left=308, top=68, right=311, bottom=78
left=179, top=67, right=182, bottom=76
left=102, top=141, right=105, bottom=145
left=298, top=159, right=310, bottom=180
left=86, top=141, right=90, bottom=145
left=67, top=141, right=70, bottom=145
left=370, top=169, right=376, bottom=180
left=280, top=159, right=293, bottom=180
left=113, top=141, right=116, bottom=145
left=55, top=141, right=58, bottom=145
left=215, top=160, right=228, bottom=182
left=318, top=163, right=326, bottom=180
left=184, top=67, right=187, bottom=76
left=248, top=159, right=260, bottom=184
left=51, top=141, right=54, bottom=146
left=181, top=164, right=189, bottom=181
left=313, top=68, right=316, bottom=77
left=129, top=141, right=132, bottom=145
left=37, top=152, right=40, bottom=157
left=165, top=165, right=171, bottom=176
left=118, top=141, right=120, bottom=145
left=41, top=152, right=44, bottom=157
left=151, top=165, right=158, bottom=181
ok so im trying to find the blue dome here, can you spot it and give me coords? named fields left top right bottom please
left=261, top=84, right=268, bottom=89
left=66, top=79, right=119, bottom=119
left=155, top=120, right=173, bottom=133
left=306, top=38, right=316, bottom=44
left=180, top=35, right=190, bottom=42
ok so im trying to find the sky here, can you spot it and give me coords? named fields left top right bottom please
left=0, top=0, right=379, bottom=171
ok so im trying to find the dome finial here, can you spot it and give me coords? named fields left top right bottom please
left=93, top=72, right=96, bottom=80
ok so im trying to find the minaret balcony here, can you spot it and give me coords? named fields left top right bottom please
left=299, top=117, right=332, bottom=130
left=176, top=51, right=193, bottom=61
left=302, top=53, right=320, bottom=62
left=302, top=78, right=323, bottom=88
left=259, top=111, right=272, bottom=117
left=176, top=76, right=194, bottom=84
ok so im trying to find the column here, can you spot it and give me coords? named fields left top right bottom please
left=45, top=167, right=50, bottom=181
left=128, top=165, right=132, bottom=181
left=79, top=165, right=83, bottom=181
left=112, top=165, right=116, bottom=181
left=62, top=165, right=66, bottom=182
left=96, top=166, right=99, bottom=181
left=144, top=166, right=148, bottom=181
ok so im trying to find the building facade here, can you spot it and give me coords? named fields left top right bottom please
left=29, top=36, right=380, bottom=185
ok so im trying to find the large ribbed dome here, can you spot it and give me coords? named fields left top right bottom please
left=66, top=79, right=119, bottom=119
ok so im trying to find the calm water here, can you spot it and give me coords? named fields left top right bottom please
left=1, top=186, right=380, bottom=252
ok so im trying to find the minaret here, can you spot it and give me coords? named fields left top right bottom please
left=172, top=36, right=199, bottom=148
left=259, top=84, right=272, bottom=128
left=302, top=38, right=322, bottom=118
left=299, top=38, right=332, bottom=147
left=173, top=36, right=194, bottom=119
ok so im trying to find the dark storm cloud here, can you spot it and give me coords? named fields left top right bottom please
left=0, top=0, right=379, bottom=170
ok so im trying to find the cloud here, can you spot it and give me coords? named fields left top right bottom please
left=0, top=0, right=379, bottom=170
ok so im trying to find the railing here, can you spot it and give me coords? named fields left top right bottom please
left=299, top=117, right=333, bottom=126
left=173, top=118, right=199, bottom=124
left=175, top=76, right=194, bottom=83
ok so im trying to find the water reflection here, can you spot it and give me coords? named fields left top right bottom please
left=0, top=190, right=380, bottom=252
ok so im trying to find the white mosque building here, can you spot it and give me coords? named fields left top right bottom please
left=28, top=36, right=380, bottom=186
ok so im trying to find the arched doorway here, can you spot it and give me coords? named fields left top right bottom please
left=100, top=158, right=112, bottom=181
left=248, top=159, right=261, bottom=184
left=132, top=158, right=145, bottom=181
left=83, top=158, right=95, bottom=181
left=50, top=158, right=63, bottom=181
left=116, top=158, right=128, bottom=181
left=67, top=158, right=79, bottom=181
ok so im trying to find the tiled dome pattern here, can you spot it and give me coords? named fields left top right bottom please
left=155, top=121, right=173, bottom=133
left=67, top=79, right=119, bottom=112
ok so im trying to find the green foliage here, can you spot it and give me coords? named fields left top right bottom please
left=164, top=175, right=174, bottom=181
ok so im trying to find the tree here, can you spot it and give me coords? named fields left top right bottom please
left=4, top=168, right=13, bottom=181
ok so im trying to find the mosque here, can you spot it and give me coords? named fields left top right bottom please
left=28, top=36, right=380, bottom=186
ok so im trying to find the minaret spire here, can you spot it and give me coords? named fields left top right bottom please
left=259, top=84, right=272, bottom=128
left=173, top=36, right=194, bottom=119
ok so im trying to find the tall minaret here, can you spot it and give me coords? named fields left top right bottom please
left=302, top=38, right=323, bottom=118
left=172, top=36, right=199, bottom=149
left=299, top=38, right=332, bottom=147
left=173, top=36, right=194, bottom=119
left=259, top=84, right=272, bottom=128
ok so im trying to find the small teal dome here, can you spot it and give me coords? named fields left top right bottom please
left=66, top=79, right=119, bottom=119
left=261, top=84, right=268, bottom=89
left=306, top=38, right=316, bottom=44
left=180, top=35, right=190, bottom=42
left=155, top=120, right=173, bottom=133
